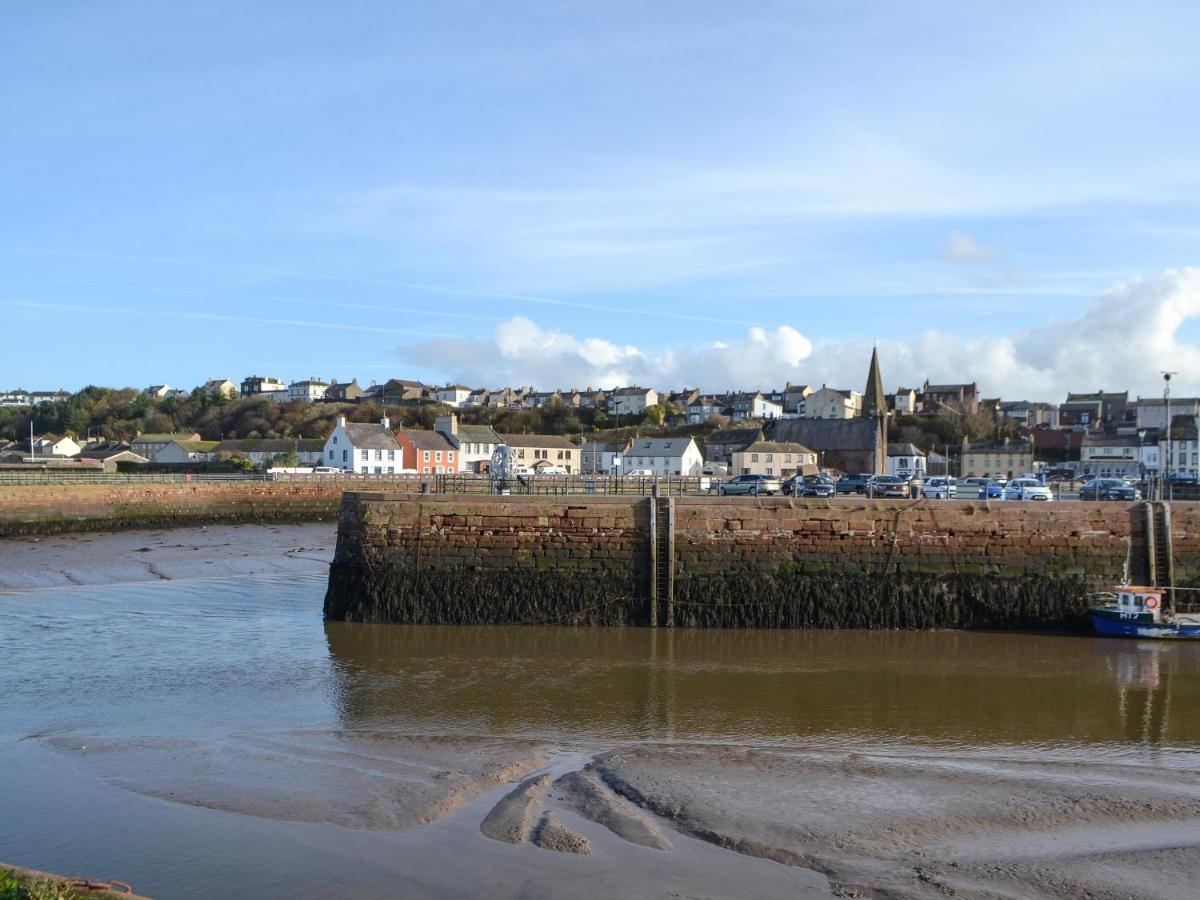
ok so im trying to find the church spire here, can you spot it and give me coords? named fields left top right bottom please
left=863, top=346, right=886, bottom=420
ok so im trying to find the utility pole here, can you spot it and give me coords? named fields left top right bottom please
left=1163, top=371, right=1177, bottom=501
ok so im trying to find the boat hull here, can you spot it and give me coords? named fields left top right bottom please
left=1090, top=609, right=1200, bottom=639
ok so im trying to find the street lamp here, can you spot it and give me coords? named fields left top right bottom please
left=1163, top=371, right=1177, bottom=501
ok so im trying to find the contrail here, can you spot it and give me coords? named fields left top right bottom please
left=50, top=278, right=509, bottom=323
left=0, top=300, right=466, bottom=339
left=0, top=243, right=755, bottom=326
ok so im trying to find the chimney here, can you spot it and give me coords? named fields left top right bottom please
left=436, top=413, right=458, bottom=438
left=336, top=415, right=346, bottom=428
left=380, top=416, right=390, bottom=430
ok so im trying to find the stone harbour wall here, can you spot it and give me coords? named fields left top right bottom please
left=0, top=480, right=417, bottom=536
left=324, top=493, right=1200, bottom=630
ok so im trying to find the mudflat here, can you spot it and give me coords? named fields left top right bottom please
left=0, top=523, right=335, bottom=590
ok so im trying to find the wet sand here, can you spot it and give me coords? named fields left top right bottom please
left=39, top=728, right=1200, bottom=899
left=0, top=523, right=335, bottom=590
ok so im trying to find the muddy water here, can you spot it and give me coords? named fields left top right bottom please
left=2, top=571, right=1200, bottom=898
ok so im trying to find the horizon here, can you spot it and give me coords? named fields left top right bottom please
left=3, top=3, right=1199, bottom=398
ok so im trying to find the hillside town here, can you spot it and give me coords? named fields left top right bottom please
left=2, top=352, right=1198, bottom=486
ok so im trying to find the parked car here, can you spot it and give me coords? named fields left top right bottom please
left=922, top=476, right=957, bottom=499
left=1003, top=477, right=1053, bottom=501
left=1080, top=478, right=1142, bottom=501
left=836, top=473, right=870, bottom=494
left=718, top=474, right=782, bottom=496
left=978, top=479, right=1006, bottom=500
left=960, top=476, right=989, bottom=492
left=624, top=468, right=655, bottom=476
left=785, top=474, right=835, bottom=497
left=868, top=475, right=910, bottom=498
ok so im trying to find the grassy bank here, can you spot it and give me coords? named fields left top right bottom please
left=0, top=865, right=145, bottom=900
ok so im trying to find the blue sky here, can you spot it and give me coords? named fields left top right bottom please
left=3, top=1, right=1199, bottom=398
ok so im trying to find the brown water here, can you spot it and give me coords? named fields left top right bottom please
left=2, top=571, right=1199, bottom=898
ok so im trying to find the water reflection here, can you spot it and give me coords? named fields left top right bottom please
left=324, top=624, right=1200, bottom=752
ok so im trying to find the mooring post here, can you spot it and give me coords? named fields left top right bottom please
left=1162, top=502, right=1175, bottom=608
left=665, top=496, right=675, bottom=628
left=647, top=495, right=658, bottom=627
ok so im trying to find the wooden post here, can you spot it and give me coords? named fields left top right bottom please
left=665, top=496, right=675, bottom=628
left=647, top=496, right=658, bottom=627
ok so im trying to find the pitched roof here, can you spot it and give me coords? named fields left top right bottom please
left=213, top=439, right=325, bottom=453
left=500, top=433, right=579, bottom=450
left=456, top=424, right=502, bottom=444
left=172, top=440, right=219, bottom=453
left=766, top=418, right=882, bottom=451
left=342, top=423, right=402, bottom=451
left=583, top=441, right=628, bottom=453
left=627, top=437, right=698, bottom=458
left=398, top=430, right=457, bottom=452
left=887, top=442, right=925, bottom=457
left=705, top=427, right=763, bottom=446
left=739, top=440, right=814, bottom=455
left=132, top=432, right=201, bottom=443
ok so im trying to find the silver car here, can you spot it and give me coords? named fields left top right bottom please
left=922, top=476, right=958, bottom=499
left=718, top=474, right=782, bottom=496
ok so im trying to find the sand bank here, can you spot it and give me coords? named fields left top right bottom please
left=43, top=730, right=1200, bottom=899
left=0, top=523, right=335, bottom=590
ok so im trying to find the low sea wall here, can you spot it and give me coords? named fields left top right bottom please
left=0, top=480, right=422, bottom=536
left=324, top=493, right=1200, bottom=630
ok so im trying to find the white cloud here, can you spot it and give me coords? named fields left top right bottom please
left=397, top=269, right=1200, bottom=399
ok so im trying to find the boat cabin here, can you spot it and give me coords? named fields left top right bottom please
left=1113, top=586, right=1165, bottom=622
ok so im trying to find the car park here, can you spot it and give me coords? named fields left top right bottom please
left=718, top=474, right=782, bottom=496
left=1003, top=477, right=1053, bottom=501
left=1080, top=478, right=1142, bottom=501
left=835, top=473, right=870, bottom=494
left=922, top=476, right=957, bottom=499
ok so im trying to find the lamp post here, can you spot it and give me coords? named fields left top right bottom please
left=1163, top=372, right=1177, bottom=501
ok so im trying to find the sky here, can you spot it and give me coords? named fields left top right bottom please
left=3, top=1, right=1199, bottom=400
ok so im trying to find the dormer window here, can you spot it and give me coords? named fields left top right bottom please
left=332, top=436, right=338, bottom=444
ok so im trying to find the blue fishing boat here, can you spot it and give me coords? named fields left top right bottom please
left=1089, top=586, right=1200, bottom=639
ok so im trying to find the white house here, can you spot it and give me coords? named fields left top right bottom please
left=886, top=442, right=927, bottom=479
left=891, top=388, right=919, bottom=415
left=1080, top=434, right=1142, bottom=478
left=434, top=385, right=473, bottom=407
left=288, top=378, right=329, bottom=403
left=152, top=439, right=218, bottom=463
left=1, top=389, right=31, bottom=407
left=322, top=415, right=403, bottom=474
left=435, top=414, right=502, bottom=473
left=1161, top=418, right=1199, bottom=480
left=609, top=387, right=659, bottom=417
left=622, top=437, right=703, bottom=476
left=144, top=384, right=173, bottom=399
left=804, top=387, right=863, bottom=419
left=465, top=389, right=490, bottom=407
left=29, top=435, right=82, bottom=458
left=730, top=392, right=783, bottom=421
left=582, top=440, right=627, bottom=475
left=130, top=432, right=202, bottom=459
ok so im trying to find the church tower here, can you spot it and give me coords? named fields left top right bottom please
left=863, top=346, right=888, bottom=470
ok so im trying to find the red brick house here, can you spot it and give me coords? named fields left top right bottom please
left=395, top=429, right=458, bottom=474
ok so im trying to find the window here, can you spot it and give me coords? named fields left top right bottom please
left=332, top=436, right=337, bottom=444
left=422, top=466, right=430, bottom=474
left=751, top=453, right=759, bottom=462
left=435, top=451, right=442, bottom=462
left=360, top=450, right=368, bottom=460
left=342, top=450, right=348, bottom=462
left=388, top=450, right=394, bottom=461
left=375, top=450, right=382, bottom=461
left=424, top=451, right=430, bottom=462
left=387, top=466, right=394, bottom=474
left=328, top=450, right=334, bottom=460
left=360, top=466, right=367, bottom=473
